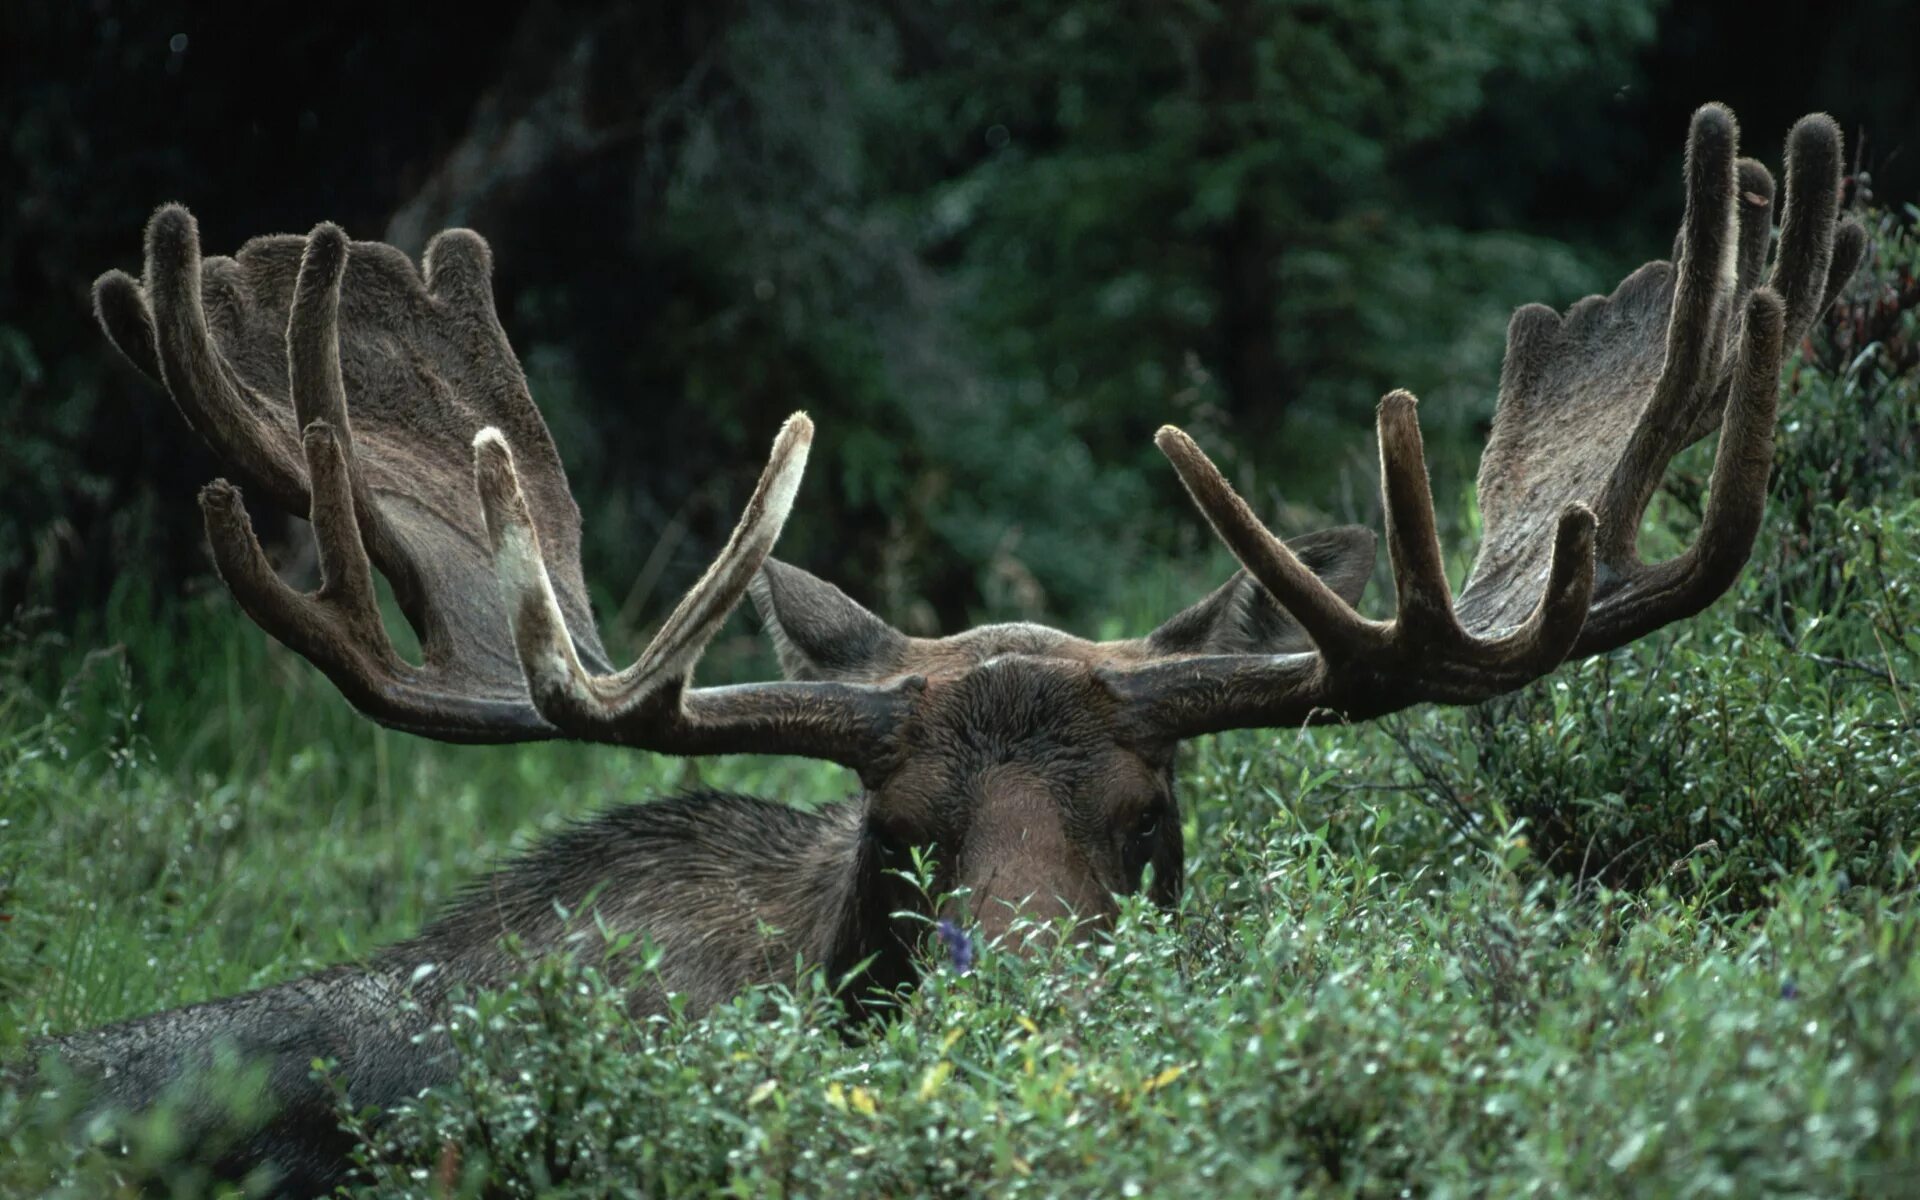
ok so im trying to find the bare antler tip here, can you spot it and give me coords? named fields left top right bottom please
left=763, top=420, right=811, bottom=519
left=470, top=432, right=531, bottom=550
left=472, top=427, right=518, bottom=487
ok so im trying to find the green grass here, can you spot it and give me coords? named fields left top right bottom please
left=3, top=209, right=1917, bottom=1196
left=3, top=551, right=1916, bottom=1197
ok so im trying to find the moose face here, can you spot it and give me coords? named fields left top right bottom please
left=867, top=655, right=1184, bottom=943
left=747, top=544, right=1375, bottom=944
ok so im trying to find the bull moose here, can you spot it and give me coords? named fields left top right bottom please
left=26, top=104, right=1862, bottom=1193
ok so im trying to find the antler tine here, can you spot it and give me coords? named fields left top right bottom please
left=1771, top=113, right=1842, bottom=345
left=1597, top=104, right=1741, bottom=565
left=1148, top=401, right=1597, bottom=720
left=187, top=225, right=500, bottom=735
left=287, top=226, right=380, bottom=620
left=180, top=220, right=368, bottom=651
left=1824, top=220, right=1868, bottom=314
left=288, top=225, right=355, bottom=445
left=197, top=423, right=383, bottom=684
left=301, top=420, right=379, bottom=616
left=1369, top=389, right=1599, bottom=682
left=1731, top=158, right=1776, bottom=309
left=1480, top=503, right=1597, bottom=675
left=1379, top=388, right=1598, bottom=676
left=1376, top=390, right=1463, bottom=642
left=1689, top=288, right=1786, bottom=585
left=92, top=269, right=162, bottom=383
left=1153, top=426, right=1375, bottom=660
left=222, top=223, right=390, bottom=678
left=144, top=206, right=307, bottom=509
left=197, top=478, right=327, bottom=664
left=1577, top=286, right=1785, bottom=647
left=476, top=414, right=813, bottom=737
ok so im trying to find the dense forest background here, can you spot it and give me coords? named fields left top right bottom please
left=4, top=0, right=1918, bottom=641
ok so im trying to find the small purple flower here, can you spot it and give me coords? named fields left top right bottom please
left=936, top=918, right=975, bottom=974
left=1780, top=979, right=1799, bottom=1001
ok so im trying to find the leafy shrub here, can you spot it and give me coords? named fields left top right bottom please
left=248, top=840, right=1920, bottom=1195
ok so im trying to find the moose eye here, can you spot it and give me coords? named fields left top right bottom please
left=1122, top=805, right=1165, bottom=879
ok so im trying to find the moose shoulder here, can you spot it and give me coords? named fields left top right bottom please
left=34, top=104, right=1862, bottom=1194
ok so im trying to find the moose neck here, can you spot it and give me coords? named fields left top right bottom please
left=356, top=788, right=934, bottom=1021
left=820, top=798, right=937, bottom=1018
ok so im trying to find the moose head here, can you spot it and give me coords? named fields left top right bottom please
left=42, top=102, right=1866, bottom=1194
left=86, top=102, right=1859, bottom=976
left=743, top=541, right=1377, bottom=941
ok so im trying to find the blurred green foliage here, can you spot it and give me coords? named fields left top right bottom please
left=7, top=0, right=1917, bottom=637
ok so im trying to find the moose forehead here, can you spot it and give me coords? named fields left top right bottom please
left=873, top=649, right=1170, bottom=828
left=908, top=645, right=1127, bottom=747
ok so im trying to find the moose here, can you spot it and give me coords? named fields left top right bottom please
left=27, top=104, right=1861, bottom=1192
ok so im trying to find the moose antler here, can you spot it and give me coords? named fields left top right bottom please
left=1114, top=105, right=1865, bottom=738
left=94, top=206, right=910, bottom=764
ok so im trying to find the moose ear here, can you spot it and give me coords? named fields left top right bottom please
left=1146, top=526, right=1376, bottom=656
left=749, top=558, right=911, bottom=682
